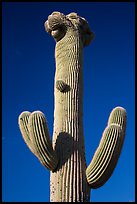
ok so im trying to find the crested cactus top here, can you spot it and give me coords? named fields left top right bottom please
left=44, top=11, right=94, bottom=47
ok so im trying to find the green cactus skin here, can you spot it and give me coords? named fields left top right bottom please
left=18, top=111, right=38, bottom=156
left=18, top=12, right=127, bottom=202
left=86, top=107, right=127, bottom=188
left=18, top=111, right=58, bottom=171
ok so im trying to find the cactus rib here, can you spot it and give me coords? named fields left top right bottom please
left=86, top=107, right=127, bottom=188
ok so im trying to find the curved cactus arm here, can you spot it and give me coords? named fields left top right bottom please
left=86, top=106, right=127, bottom=189
left=18, top=111, right=59, bottom=172
left=18, top=111, right=38, bottom=157
left=28, top=111, right=58, bottom=172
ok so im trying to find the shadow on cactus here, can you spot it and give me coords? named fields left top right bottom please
left=18, top=11, right=127, bottom=202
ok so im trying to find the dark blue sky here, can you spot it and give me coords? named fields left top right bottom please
left=2, top=2, right=135, bottom=202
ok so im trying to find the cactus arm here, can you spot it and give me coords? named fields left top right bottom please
left=86, top=107, right=127, bottom=188
left=28, top=111, right=58, bottom=171
left=18, top=111, right=58, bottom=172
left=18, top=111, right=38, bottom=157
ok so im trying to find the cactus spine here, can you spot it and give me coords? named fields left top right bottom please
left=18, top=12, right=127, bottom=202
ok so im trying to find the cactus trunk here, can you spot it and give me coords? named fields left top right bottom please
left=50, top=33, right=90, bottom=202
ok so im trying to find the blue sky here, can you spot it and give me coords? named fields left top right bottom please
left=2, top=2, right=135, bottom=202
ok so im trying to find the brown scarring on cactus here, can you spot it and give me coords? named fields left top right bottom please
left=18, top=11, right=127, bottom=202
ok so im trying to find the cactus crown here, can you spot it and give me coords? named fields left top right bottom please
left=44, top=11, right=94, bottom=46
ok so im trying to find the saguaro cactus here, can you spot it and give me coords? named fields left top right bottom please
left=18, top=12, right=127, bottom=202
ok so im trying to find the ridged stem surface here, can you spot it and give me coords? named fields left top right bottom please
left=18, top=111, right=58, bottom=171
left=86, top=107, right=127, bottom=188
left=50, top=31, right=90, bottom=202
